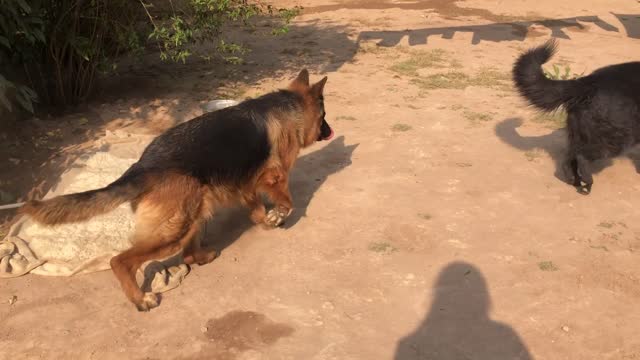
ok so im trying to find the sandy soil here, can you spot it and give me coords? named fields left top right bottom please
left=2, top=1, right=640, bottom=359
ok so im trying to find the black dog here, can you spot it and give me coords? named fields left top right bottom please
left=513, top=40, right=640, bottom=194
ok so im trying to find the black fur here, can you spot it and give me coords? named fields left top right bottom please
left=131, top=90, right=303, bottom=186
left=513, top=40, right=640, bottom=194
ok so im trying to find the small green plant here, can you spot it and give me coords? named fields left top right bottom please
left=598, top=221, right=615, bottom=229
left=392, top=123, right=412, bottom=132
left=538, top=261, right=558, bottom=271
left=390, top=49, right=461, bottom=76
left=357, top=42, right=388, bottom=54
left=410, top=68, right=511, bottom=91
left=369, top=242, right=396, bottom=253
left=543, top=64, right=583, bottom=80
left=463, top=111, right=492, bottom=123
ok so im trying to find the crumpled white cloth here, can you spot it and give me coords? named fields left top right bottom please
left=0, top=132, right=190, bottom=293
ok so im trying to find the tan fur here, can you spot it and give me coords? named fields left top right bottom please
left=18, top=69, right=329, bottom=311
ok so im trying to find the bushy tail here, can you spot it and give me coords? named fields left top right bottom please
left=19, top=167, right=146, bottom=225
left=512, top=40, right=580, bottom=112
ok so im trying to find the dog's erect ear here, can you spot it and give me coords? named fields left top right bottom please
left=310, top=76, right=328, bottom=98
left=291, top=69, right=310, bottom=88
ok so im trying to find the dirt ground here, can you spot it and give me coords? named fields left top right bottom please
left=2, top=0, right=640, bottom=359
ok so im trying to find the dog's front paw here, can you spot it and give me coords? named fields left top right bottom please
left=264, top=206, right=292, bottom=228
left=135, top=292, right=159, bottom=312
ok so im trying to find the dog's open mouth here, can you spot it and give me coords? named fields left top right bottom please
left=318, top=120, right=333, bottom=141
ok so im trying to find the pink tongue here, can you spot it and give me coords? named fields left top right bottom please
left=325, top=128, right=334, bottom=141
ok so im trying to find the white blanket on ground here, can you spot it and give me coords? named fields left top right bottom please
left=0, top=132, right=189, bottom=293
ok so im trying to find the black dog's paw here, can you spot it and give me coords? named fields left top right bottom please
left=576, top=182, right=592, bottom=195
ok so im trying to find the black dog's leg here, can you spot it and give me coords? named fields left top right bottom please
left=562, top=156, right=581, bottom=186
left=575, top=154, right=593, bottom=195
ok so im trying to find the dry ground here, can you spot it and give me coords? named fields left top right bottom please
left=2, top=0, right=640, bottom=359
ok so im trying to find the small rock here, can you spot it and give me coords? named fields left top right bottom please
left=8, top=295, right=17, bottom=305
left=200, top=326, right=208, bottom=333
left=561, top=325, right=570, bottom=332
left=322, top=301, right=335, bottom=310
left=406, top=273, right=415, bottom=280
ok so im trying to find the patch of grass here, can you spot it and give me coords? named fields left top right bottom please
left=391, top=123, right=412, bottom=132
left=357, top=42, right=388, bottom=54
left=524, top=149, right=543, bottom=162
left=369, top=241, right=396, bottom=253
left=410, top=68, right=511, bottom=91
left=281, top=47, right=312, bottom=57
left=216, top=84, right=247, bottom=100
left=543, top=64, right=583, bottom=80
left=390, top=49, right=461, bottom=76
left=463, top=110, right=492, bottom=123
left=336, top=115, right=357, bottom=121
left=538, top=261, right=558, bottom=271
left=598, top=221, right=615, bottom=229
left=532, top=110, right=567, bottom=129
left=354, top=16, right=393, bottom=27
left=589, top=245, right=609, bottom=252
left=418, top=213, right=432, bottom=220
left=411, top=71, right=471, bottom=90
left=472, top=68, right=512, bottom=90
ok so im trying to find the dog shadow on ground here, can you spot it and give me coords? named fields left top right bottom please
left=493, top=118, right=640, bottom=186
left=200, top=136, right=358, bottom=253
left=394, top=262, right=533, bottom=360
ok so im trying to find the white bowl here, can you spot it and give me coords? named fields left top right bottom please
left=202, top=99, right=240, bottom=113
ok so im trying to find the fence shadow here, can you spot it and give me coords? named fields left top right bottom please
left=358, top=15, right=638, bottom=47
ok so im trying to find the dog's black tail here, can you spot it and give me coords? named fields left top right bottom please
left=513, top=40, right=582, bottom=112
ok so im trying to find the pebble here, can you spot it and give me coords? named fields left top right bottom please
left=561, top=325, right=570, bottom=332
left=200, top=326, right=208, bottom=333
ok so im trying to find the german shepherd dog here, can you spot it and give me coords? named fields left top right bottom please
left=513, top=40, right=640, bottom=194
left=19, top=69, right=334, bottom=311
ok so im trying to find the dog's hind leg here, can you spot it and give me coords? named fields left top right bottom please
left=183, top=223, right=217, bottom=266
left=110, top=240, right=185, bottom=311
left=575, top=154, right=593, bottom=194
left=110, top=174, right=205, bottom=311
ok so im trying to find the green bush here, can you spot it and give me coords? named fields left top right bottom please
left=0, top=0, right=301, bottom=114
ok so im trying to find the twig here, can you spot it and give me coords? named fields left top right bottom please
left=0, top=202, right=25, bottom=211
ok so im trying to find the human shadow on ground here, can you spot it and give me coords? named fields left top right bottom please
left=394, top=261, right=533, bottom=360
left=200, top=136, right=358, bottom=253
left=358, top=15, right=639, bottom=47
